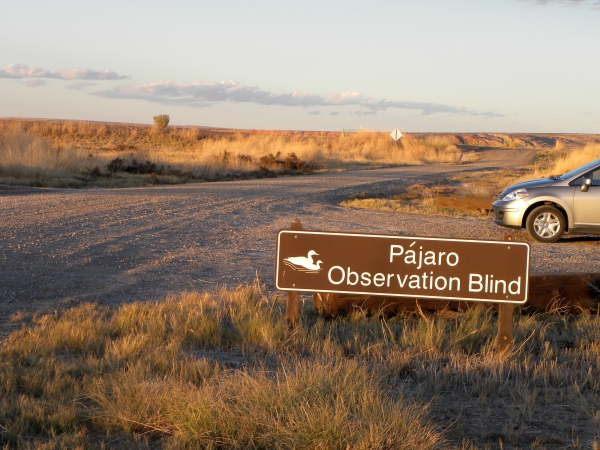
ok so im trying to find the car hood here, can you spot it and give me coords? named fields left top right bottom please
left=500, top=178, right=556, bottom=195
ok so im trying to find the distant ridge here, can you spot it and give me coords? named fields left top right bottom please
left=1, top=117, right=599, bottom=148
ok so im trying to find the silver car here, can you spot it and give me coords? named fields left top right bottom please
left=492, top=158, right=600, bottom=243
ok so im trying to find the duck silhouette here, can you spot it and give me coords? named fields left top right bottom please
left=284, top=250, right=322, bottom=273
left=305, top=260, right=323, bottom=271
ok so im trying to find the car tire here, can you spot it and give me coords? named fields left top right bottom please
left=526, top=205, right=565, bottom=243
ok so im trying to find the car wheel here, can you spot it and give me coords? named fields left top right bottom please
left=526, top=205, right=565, bottom=243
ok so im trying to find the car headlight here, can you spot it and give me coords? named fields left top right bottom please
left=502, top=188, right=529, bottom=201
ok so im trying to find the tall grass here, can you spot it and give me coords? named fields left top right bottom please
left=0, top=129, right=86, bottom=180
left=504, top=143, right=600, bottom=187
left=2, top=283, right=600, bottom=447
left=544, top=143, right=600, bottom=177
left=179, top=132, right=460, bottom=168
left=0, top=119, right=463, bottom=187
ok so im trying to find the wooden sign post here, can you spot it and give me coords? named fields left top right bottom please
left=499, top=233, right=515, bottom=352
left=286, top=219, right=302, bottom=328
left=497, top=303, right=513, bottom=352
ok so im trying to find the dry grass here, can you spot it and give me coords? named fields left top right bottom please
left=2, top=283, right=600, bottom=448
left=533, top=144, right=600, bottom=178
left=0, top=285, right=443, bottom=449
left=343, top=144, right=600, bottom=220
left=453, top=144, right=600, bottom=197
left=341, top=184, right=495, bottom=219
left=0, top=129, right=86, bottom=182
left=0, top=119, right=464, bottom=188
left=341, top=195, right=489, bottom=219
left=476, top=143, right=600, bottom=191
left=341, top=196, right=491, bottom=219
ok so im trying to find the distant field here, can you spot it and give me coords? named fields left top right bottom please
left=0, top=118, right=465, bottom=188
left=2, top=118, right=599, bottom=189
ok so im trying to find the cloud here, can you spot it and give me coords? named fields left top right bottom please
left=351, top=110, right=379, bottom=116
left=519, top=0, right=600, bottom=9
left=330, top=112, right=339, bottom=116
left=2, top=64, right=57, bottom=78
left=0, top=63, right=129, bottom=80
left=93, top=79, right=504, bottom=118
left=307, top=111, right=321, bottom=115
left=66, top=81, right=98, bottom=90
left=23, top=79, right=48, bottom=87
left=57, top=68, right=128, bottom=80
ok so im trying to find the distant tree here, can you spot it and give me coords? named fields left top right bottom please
left=153, top=114, right=170, bottom=130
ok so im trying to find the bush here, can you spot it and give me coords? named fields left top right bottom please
left=258, top=152, right=322, bottom=172
left=106, top=157, right=158, bottom=175
left=153, top=114, right=170, bottom=130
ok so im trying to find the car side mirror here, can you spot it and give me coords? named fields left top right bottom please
left=581, top=178, right=592, bottom=192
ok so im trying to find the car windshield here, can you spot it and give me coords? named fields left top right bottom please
left=559, top=159, right=600, bottom=180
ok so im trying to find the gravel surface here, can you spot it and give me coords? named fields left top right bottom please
left=1, top=147, right=599, bottom=329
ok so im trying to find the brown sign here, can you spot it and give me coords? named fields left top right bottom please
left=275, top=230, right=530, bottom=304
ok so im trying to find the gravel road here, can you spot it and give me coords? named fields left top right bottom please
left=1, top=147, right=599, bottom=327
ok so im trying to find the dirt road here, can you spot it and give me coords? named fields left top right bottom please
left=1, top=147, right=599, bottom=327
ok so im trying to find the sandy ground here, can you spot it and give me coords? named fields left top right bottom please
left=2, top=147, right=599, bottom=332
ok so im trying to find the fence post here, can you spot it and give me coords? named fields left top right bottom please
left=286, top=219, right=303, bottom=328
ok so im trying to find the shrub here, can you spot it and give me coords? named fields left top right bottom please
left=106, top=157, right=158, bottom=175
left=153, top=114, right=170, bottom=130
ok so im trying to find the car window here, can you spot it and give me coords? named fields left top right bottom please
left=591, top=168, right=600, bottom=186
left=570, top=169, right=600, bottom=186
left=570, top=175, right=584, bottom=186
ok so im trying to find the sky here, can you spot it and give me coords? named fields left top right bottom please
left=1, top=0, right=599, bottom=132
